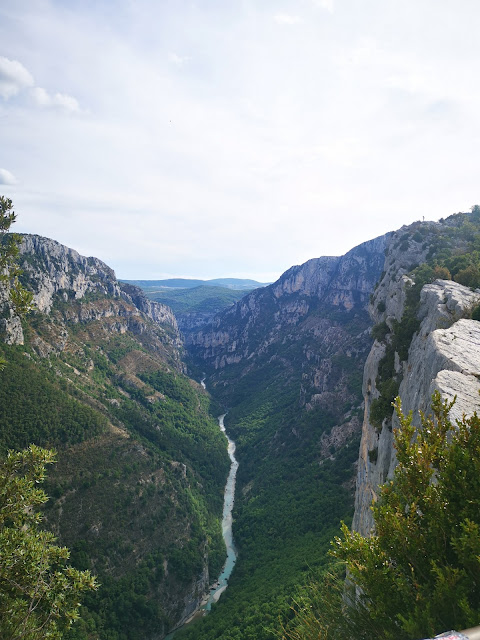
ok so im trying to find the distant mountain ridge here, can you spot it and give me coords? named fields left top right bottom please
left=122, top=278, right=269, bottom=290
left=125, top=279, right=270, bottom=335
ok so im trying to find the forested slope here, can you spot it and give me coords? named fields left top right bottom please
left=0, top=234, right=230, bottom=640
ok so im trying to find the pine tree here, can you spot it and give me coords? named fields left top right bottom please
left=332, top=392, right=480, bottom=639
left=0, top=196, right=33, bottom=370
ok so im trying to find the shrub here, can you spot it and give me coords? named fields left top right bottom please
left=371, top=321, right=389, bottom=343
left=454, top=264, right=480, bottom=289
left=471, top=303, right=480, bottom=321
left=333, top=392, right=480, bottom=639
left=433, top=265, right=451, bottom=280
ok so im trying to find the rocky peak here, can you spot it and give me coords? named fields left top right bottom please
left=1, top=234, right=181, bottom=352
left=20, top=234, right=119, bottom=312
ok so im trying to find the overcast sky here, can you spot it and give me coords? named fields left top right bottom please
left=1, top=0, right=480, bottom=281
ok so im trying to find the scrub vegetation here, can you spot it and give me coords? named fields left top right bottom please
left=281, top=393, right=480, bottom=640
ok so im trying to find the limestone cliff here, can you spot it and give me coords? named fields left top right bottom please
left=188, top=233, right=389, bottom=386
left=353, top=220, right=480, bottom=536
left=10, top=234, right=183, bottom=367
left=19, top=234, right=179, bottom=334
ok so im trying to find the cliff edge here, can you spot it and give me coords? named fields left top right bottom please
left=353, top=220, right=480, bottom=536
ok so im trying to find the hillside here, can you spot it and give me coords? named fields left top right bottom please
left=137, top=285, right=255, bottom=334
left=0, top=234, right=230, bottom=640
left=144, top=285, right=248, bottom=315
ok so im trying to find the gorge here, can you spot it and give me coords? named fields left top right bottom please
left=1, top=207, right=480, bottom=639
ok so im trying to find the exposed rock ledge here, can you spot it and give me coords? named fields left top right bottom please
left=354, top=280, right=480, bottom=536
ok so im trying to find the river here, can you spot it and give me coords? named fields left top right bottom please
left=164, top=412, right=238, bottom=638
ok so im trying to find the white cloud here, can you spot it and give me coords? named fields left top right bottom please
left=168, top=52, right=190, bottom=66
left=31, top=87, right=81, bottom=114
left=312, top=0, right=334, bottom=13
left=0, top=56, right=34, bottom=99
left=0, top=168, right=19, bottom=185
left=0, top=56, right=82, bottom=113
left=274, top=13, right=302, bottom=25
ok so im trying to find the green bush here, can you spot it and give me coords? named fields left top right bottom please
left=471, top=303, right=480, bottom=321
left=371, top=321, right=389, bottom=343
left=332, top=392, right=480, bottom=639
left=454, top=264, right=480, bottom=288
left=283, top=392, right=480, bottom=640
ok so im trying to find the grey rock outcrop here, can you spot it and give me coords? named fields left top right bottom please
left=353, top=233, right=480, bottom=535
left=16, top=234, right=181, bottom=347
left=0, top=315, right=24, bottom=345
left=20, top=234, right=119, bottom=313
left=119, top=282, right=179, bottom=330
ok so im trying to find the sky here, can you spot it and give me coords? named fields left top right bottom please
left=1, top=1, right=480, bottom=282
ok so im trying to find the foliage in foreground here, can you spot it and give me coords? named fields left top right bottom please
left=0, top=196, right=33, bottom=319
left=283, top=391, right=480, bottom=640
left=0, top=446, right=97, bottom=640
left=0, top=196, right=33, bottom=371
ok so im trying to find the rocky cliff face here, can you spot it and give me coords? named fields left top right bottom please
left=176, top=311, right=219, bottom=334
left=19, top=234, right=179, bottom=334
left=11, top=234, right=183, bottom=366
left=188, top=233, right=389, bottom=385
left=353, top=221, right=480, bottom=536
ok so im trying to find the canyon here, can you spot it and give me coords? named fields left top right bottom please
left=2, top=209, right=480, bottom=639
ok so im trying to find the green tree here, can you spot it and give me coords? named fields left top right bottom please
left=0, top=446, right=97, bottom=640
left=0, top=196, right=33, bottom=318
left=281, top=392, right=480, bottom=640
left=0, top=196, right=33, bottom=371
left=331, top=392, right=480, bottom=639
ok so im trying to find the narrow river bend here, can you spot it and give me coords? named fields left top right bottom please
left=165, top=412, right=238, bottom=638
